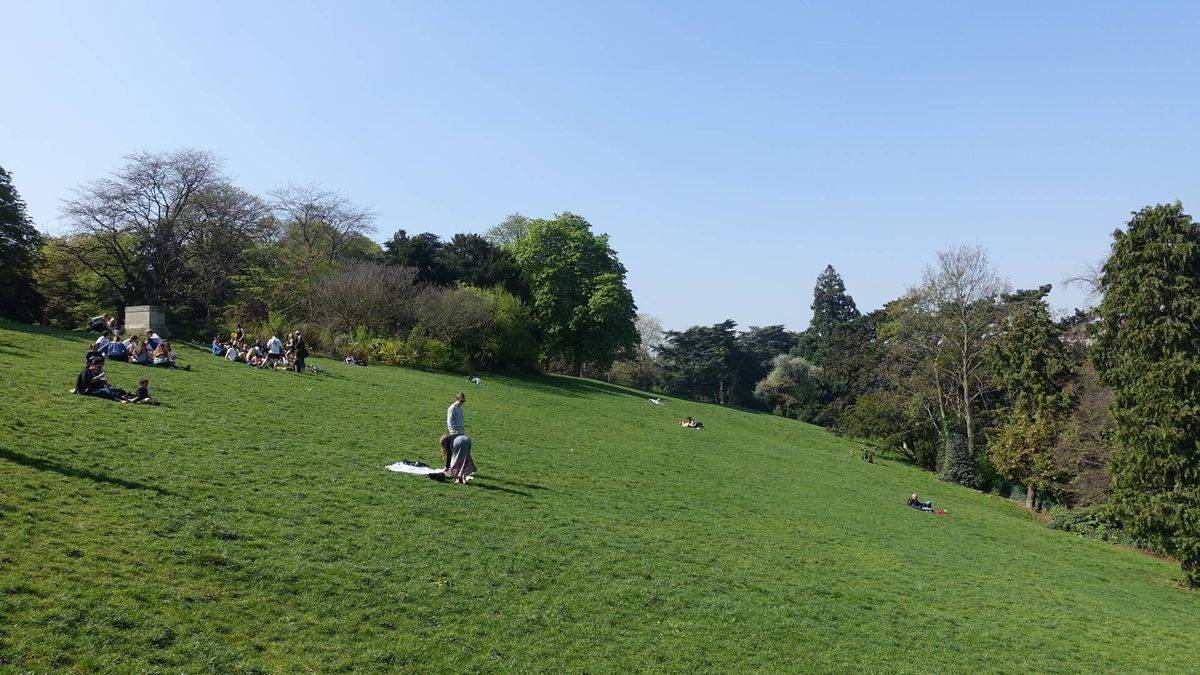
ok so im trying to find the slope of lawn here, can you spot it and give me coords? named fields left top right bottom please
left=0, top=319, right=1197, bottom=672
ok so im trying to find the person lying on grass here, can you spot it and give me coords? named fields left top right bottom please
left=680, top=417, right=704, bottom=429
left=907, top=493, right=948, bottom=515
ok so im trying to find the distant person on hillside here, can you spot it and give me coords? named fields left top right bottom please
left=233, top=325, right=245, bottom=343
left=100, top=338, right=128, bottom=361
left=266, top=333, right=283, bottom=367
left=292, top=332, right=309, bottom=373
left=129, top=339, right=152, bottom=365
left=145, top=331, right=163, bottom=350
left=74, top=358, right=126, bottom=400
left=681, top=416, right=704, bottom=430
left=89, top=314, right=114, bottom=334
left=124, top=378, right=157, bottom=405
left=907, top=493, right=947, bottom=515
left=211, top=336, right=225, bottom=356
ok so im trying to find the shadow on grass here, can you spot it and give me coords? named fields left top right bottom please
left=471, top=481, right=533, bottom=498
left=0, top=447, right=173, bottom=496
left=485, top=475, right=550, bottom=491
left=497, top=373, right=643, bottom=400
left=0, top=319, right=98, bottom=344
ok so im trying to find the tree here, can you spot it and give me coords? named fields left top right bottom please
left=511, top=213, right=637, bottom=375
left=61, top=149, right=224, bottom=305
left=754, top=354, right=826, bottom=421
left=735, top=325, right=799, bottom=405
left=441, top=233, right=528, bottom=298
left=809, top=265, right=860, bottom=342
left=658, top=320, right=741, bottom=404
left=310, top=261, right=420, bottom=336
left=892, top=246, right=1008, bottom=486
left=988, top=286, right=1075, bottom=510
left=1093, top=202, right=1200, bottom=588
left=183, top=183, right=272, bottom=326
left=272, top=184, right=376, bottom=293
left=383, top=230, right=451, bottom=285
left=0, top=166, right=44, bottom=321
left=484, top=212, right=530, bottom=247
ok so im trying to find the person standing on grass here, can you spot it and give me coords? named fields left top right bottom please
left=266, top=332, right=282, bottom=368
left=292, top=332, right=308, bottom=372
left=440, top=392, right=466, bottom=471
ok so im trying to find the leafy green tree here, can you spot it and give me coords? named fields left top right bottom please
left=754, top=354, right=826, bottom=421
left=441, top=233, right=529, bottom=299
left=988, top=286, right=1075, bottom=510
left=382, top=230, right=451, bottom=284
left=511, top=213, right=637, bottom=375
left=484, top=213, right=530, bottom=247
left=0, top=165, right=44, bottom=321
left=658, top=320, right=741, bottom=404
left=1093, top=202, right=1200, bottom=588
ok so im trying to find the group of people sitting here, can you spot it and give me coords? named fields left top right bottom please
left=74, top=357, right=157, bottom=404
left=88, top=331, right=187, bottom=370
left=211, top=326, right=310, bottom=373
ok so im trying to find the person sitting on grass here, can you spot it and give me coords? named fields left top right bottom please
left=145, top=330, right=163, bottom=350
left=129, top=339, right=152, bottom=365
left=211, top=336, right=225, bottom=356
left=680, top=416, right=704, bottom=430
left=345, top=354, right=366, bottom=366
left=89, top=314, right=114, bottom=334
left=123, top=378, right=157, bottom=405
left=225, top=343, right=241, bottom=362
left=100, top=338, right=129, bottom=361
left=74, top=358, right=128, bottom=400
left=151, top=341, right=190, bottom=370
left=123, top=334, right=140, bottom=352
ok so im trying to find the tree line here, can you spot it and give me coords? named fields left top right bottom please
left=1, top=154, right=1197, bottom=587
left=0, top=151, right=638, bottom=375
left=603, top=206, right=1200, bottom=589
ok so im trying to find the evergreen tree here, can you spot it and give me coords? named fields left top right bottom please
left=809, top=265, right=860, bottom=341
left=1094, top=202, right=1200, bottom=588
left=0, top=166, right=44, bottom=321
left=988, top=285, right=1075, bottom=510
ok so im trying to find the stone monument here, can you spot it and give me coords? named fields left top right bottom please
left=124, top=305, right=167, bottom=337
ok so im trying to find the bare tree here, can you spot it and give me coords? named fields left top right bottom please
left=272, top=185, right=375, bottom=259
left=185, top=183, right=272, bottom=324
left=415, top=286, right=495, bottom=344
left=635, top=313, right=664, bottom=356
left=310, top=261, right=420, bottom=335
left=60, top=149, right=223, bottom=304
left=892, top=246, right=1009, bottom=480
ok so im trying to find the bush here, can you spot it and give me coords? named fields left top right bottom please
left=1048, top=506, right=1141, bottom=549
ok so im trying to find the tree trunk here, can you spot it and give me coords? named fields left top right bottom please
left=574, top=348, right=584, bottom=377
left=1026, top=484, right=1036, bottom=510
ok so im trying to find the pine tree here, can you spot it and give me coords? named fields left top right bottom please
left=1094, top=202, right=1200, bottom=589
left=809, top=265, right=860, bottom=340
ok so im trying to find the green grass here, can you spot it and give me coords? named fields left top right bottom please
left=0, top=320, right=1197, bottom=672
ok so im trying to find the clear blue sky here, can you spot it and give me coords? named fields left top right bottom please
left=4, top=1, right=1198, bottom=331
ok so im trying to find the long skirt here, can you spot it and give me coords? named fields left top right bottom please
left=447, top=436, right=477, bottom=480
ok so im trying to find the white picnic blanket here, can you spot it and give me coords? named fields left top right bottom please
left=386, top=462, right=444, bottom=475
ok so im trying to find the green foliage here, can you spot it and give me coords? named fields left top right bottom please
left=511, top=212, right=637, bottom=374
left=987, top=287, right=1075, bottom=509
left=808, top=264, right=860, bottom=345
left=1048, top=506, right=1141, bottom=550
left=1094, top=202, right=1200, bottom=588
left=753, top=354, right=826, bottom=421
left=0, top=166, right=44, bottom=321
left=462, top=286, right=538, bottom=372
left=940, top=432, right=977, bottom=488
left=2, top=320, right=1198, bottom=671
left=659, top=320, right=741, bottom=404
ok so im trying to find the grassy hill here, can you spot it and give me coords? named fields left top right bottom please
left=0, top=320, right=1197, bottom=672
